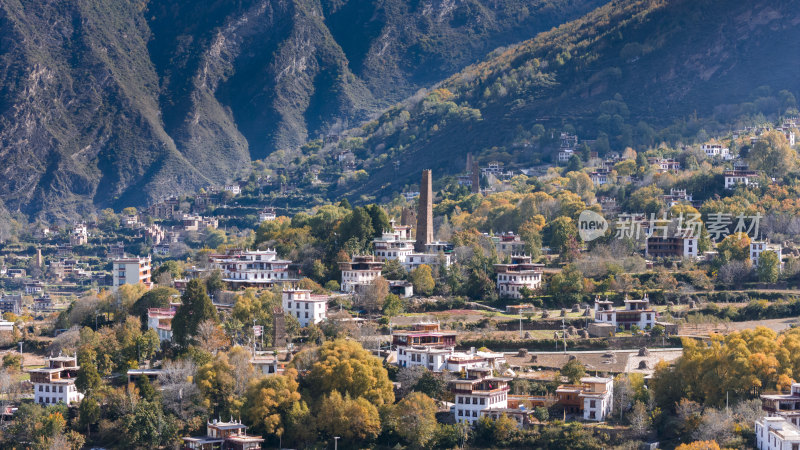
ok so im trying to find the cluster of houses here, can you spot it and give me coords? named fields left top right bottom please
left=755, top=382, right=800, bottom=449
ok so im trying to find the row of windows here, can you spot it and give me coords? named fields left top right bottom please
left=376, top=251, right=410, bottom=257
left=498, top=275, right=539, bottom=281
left=407, top=353, right=437, bottom=363
left=286, top=302, right=321, bottom=310
left=292, top=311, right=320, bottom=319
left=229, top=272, right=286, bottom=280
left=457, top=409, right=478, bottom=418
left=38, top=384, right=74, bottom=393
left=457, top=396, right=486, bottom=405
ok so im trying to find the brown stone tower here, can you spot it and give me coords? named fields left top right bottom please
left=415, top=170, right=434, bottom=251
left=401, top=207, right=416, bottom=227
left=471, top=162, right=481, bottom=194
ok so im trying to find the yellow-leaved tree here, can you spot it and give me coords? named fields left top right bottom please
left=303, top=339, right=395, bottom=407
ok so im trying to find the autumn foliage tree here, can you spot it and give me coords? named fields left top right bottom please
left=654, top=327, right=800, bottom=409
left=317, top=391, right=381, bottom=442
left=243, top=368, right=310, bottom=445
left=304, top=339, right=395, bottom=407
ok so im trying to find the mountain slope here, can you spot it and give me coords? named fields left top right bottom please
left=344, top=0, right=800, bottom=200
left=0, top=0, right=604, bottom=218
left=0, top=0, right=213, bottom=219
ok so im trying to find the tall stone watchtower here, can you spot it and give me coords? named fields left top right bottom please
left=415, top=170, right=434, bottom=252
left=471, top=162, right=481, bottom=194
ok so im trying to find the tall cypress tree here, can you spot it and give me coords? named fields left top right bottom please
left=172, top=279, right=217, bottom=348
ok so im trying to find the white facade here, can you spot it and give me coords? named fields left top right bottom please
left=663, top=188, right=693, bottom=207
left=396, top=346, right=505, bottom=373
left=494, top=256, right=544, bottom=299
left=224, top=184, right=241, bottom=195
left=494, top=232, right=526, bottom=255
left=398, top=346, right=452, bottom=372
left=403, top=253, right=450, bottom=271
left=282, top=289, right=328, bottom=327
left=756, top=416, right=800, bottom=450
left=593, top=295, right=656, bottom=330
left=70, top=224, right=88, bottom=246
left=590, top=170, right=610, bottom=186
left=259, top=208, right=277, bottom=222
left=339, top=255, right=384, bottom=292
left=147, top=308, right=175, bottom=342
left=751, top=241, right=783, bottom=269
left=30, top=356, right=84, bottom=406
left=702, top=143, right=731, bottom=159
left=760, top=383, right=800, bottom=427
left=579, top=377, right=614, bottom=421
left=373, top=222, right=414, bottom=262
left=112, top=256, right=152, bottom=288
left=452, top=369, right=512, bottom=425
left=446, top=350, right=506, bottom=373
left=558, top=149, right=575, bottom=163
left=724, top=169, right=760, bottom=189
left=210, top=250, right=294, bottom=287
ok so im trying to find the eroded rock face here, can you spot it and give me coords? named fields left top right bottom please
left=1, top=0, right=601, bottom=218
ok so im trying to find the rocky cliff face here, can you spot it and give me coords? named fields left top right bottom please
left=0, top=0, right=603, bottom=218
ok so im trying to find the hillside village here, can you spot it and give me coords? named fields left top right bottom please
left=0, top=118, right=800, bottom=449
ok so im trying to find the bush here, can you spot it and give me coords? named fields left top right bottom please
left=2, top=353, right=21, bottom=371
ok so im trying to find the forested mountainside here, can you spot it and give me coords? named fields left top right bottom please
left=0, top=0, right=603, bottom=219
left=338, top=0, right=800, bottom=201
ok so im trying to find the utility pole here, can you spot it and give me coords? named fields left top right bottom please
left=519, top=316, right=523, bottom=338
left=561, top=317, right=567, bottom=353
left=334, top=436, right=340, bottom=450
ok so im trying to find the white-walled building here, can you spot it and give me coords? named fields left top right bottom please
left=452, top=368, right=511, bottom=425
left=593, top=295, right=657, bottom=331
left=756, top=416, right=800, bottom=450
left=403, top=252, right=450, bottom=271
left=393, top=324, right=457, bottom=371
left=646, top=236, right=699, bottom=259
left=339, top=255, right=384, bottom=292
left=494, top=255, right=544, bottom=299
left=446, top=350, right=507, bottom=373
left=589, top=170, right=610, bottom=186
left=578, top=377, right=614, bottom=421
left=662, top=188, right=693, bottom=207
left=373, top=221, right=414, bottom=262
left=259, top=208, right=277, bottom=222
left=558, top=148, right=575, bottom=163
left=182, top=214, right=219, bottom=231
left=702, top=143, right=731, bottom=159
left=209, top=250, right=295, bottom=288
left=70, top=224, right=88, bottom=246
left=556, top=376, right=614, bottom=422
left=724, top=168, right=760, bottom=189
left=112, top=256, right=152, bottom=288
left=760, top=382, right=800, bottom=427
left=147, top=307, right=176, bottom=342
left=29, top=355, right=84, bottom=406
left=751, top=241, right=783, bottom=269
left=493, top=232, right=526, bottom=255
left=281, top=289, right=328, bottom=327
left=223, top=184, right=241, bottom=195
